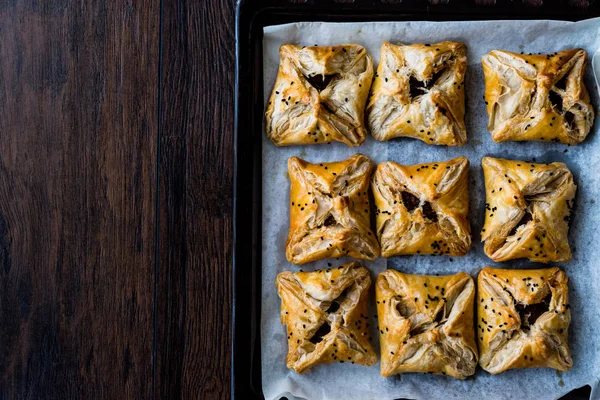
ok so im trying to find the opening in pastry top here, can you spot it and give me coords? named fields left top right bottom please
left=309, top=322, right=331, bottom=344
left=516, top=293, right=551, bottom=332
left=306, top=73, right=339, bottom=92
left=400, top=191, right=438, bottom=222
left=507, top=209, right=533, bottom=237
left=408, top=67, right=448, bottom=99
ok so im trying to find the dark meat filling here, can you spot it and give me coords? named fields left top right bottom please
left=326, top=301, right=340, bottom=313
left=409, top=76, right=426, bottom=99
left=307, top=74, right=338, bottom=92
left=565, top=111, right=576, bottom=130
left=408, top=68, right=446, bottom=99
left=324, top=215, right=337, bottom=227
left=508, top=211, right=533, bottom=237
left=549, top=90, right=563, bottom=113
left=516, top=293, right=551, bottom=332
left=326, top=287, right=349, bottom=313
left=309, top=323, right=331, bottom=344
left=421, top=201, right=438, bottom=222
left=554, top=73, right=568, bottom=91
left=401, top=191, right=421, bottom=212
left=433, top=307, right=445, bottom=323
left=409, top=324, right=430, bottom=336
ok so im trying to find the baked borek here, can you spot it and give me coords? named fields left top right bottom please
left=372, top=156, right=471, bottom=257
left=266, top=44, right=374, bottom=146
left=482, top=49, right=594, bottom=144
left=376, top=270, right=478, bottom=379
left=481, top=157, right=576, bottom=263
left=477, top=267, right=572, bottom=374
left=367, top=42, right=467, bottom=146
left=276, top=262, right=377, bottom=373
left=286, top=154, right=379, bottom=264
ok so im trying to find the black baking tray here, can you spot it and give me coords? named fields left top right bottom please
left=233, top=1, right=600, bottom=399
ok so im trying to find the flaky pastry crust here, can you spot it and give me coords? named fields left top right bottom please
left=481, top=157, right=576, bottom=263
left=276, top=262, right=377, bottom=373
left=286, top=154, right=379, bottom=264
left=477, top=267, right=572, bottom=374
left=482, top=49, right=594, bottom=144
left=367, top=42, right=467, bottom=146
left=376, top=270, right=478, bottom=379
left=372, top=156, right=471, bottom=257
left=266, top=44, right=374, bottom=146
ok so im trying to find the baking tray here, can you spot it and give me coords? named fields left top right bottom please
left=233, top=1, right=600, bottom=399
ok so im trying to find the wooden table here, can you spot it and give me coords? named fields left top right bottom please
left=0, top=0, right=233, bottom=397
left=0, top=1, right=597, bottom=399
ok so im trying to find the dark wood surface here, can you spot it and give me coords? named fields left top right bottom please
left=0, top=0, right=234, bottom=398
left=156, top=0, right=234, bottom=398
left=0, top=0, right=160, bottom=398
left=0, top=0, right=596, bottom=399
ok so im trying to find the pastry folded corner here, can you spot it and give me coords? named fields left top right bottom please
left=482, top=48, right=594, bottom=144
left=367, top=41, right=467, bottom=146
left=477, top=266, right=572, bottom=374
left=265, top=44, right=374, bottom=147
left=376, top=269, right=478, bottom=379
left=372, top=156, right=471, bottom=257
left=481, top=156, right=576, bottom=263
left=286, top=153, right=380, bottom=264
left=276, top=262, right=378, bottom=373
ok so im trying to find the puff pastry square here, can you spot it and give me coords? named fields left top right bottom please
left=367, top=42, right=467, bottom=146
left=286, top=154, right=380, bottom=264
left=477, top=267, right=572, bottom=374
left=376, top=270, right=478, bottom=379
left=371, top=156, right=471, bottom=257
left=481, top=157, right=576, bottom=263
left=265, top=44, right=374, bottom=147
left=276, top=262, right=378, bottom=373
left=482, top=49, right=594, bottom=144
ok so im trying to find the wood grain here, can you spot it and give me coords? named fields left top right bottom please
left=156, top=0, right=235, bottom=398
left=0, top=0, right=159, bottom=398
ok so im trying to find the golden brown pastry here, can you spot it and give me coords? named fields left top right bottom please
left=276, top=262, right=377, bottom=373
left=376, top=270, right=478, bottom=379
left=265, top=44, right=374, bottom=146
left=481, top=157, right=576, bottom=263
left=371, top=156, right=471, bottom=257
left=482, top=49, right=594, bottom=144
left=477, top=267, right=572, bottom=374
left=286, top=154, right=379, bottom=264
left=367, top=42, right=467, bottom=146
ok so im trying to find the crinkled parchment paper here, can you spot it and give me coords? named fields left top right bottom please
left=261, top=18, right=600, bottom=400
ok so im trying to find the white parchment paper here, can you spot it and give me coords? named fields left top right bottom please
left=261, top=18, right=600, bottom=400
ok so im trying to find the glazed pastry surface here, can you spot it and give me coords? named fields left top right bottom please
left=367, top=41, right=467, bottom=146
left=482, top=49, right=594, bottom=144
left=477, top=267, right=572, bottom=374
left=481, top=157, right=576, bottom=263
left=276, top=262, right=378, bottom=373
left=372, top=156, right=471, bottom=257
left=286, top=154, right=379, bottom=264
left=376, top=270, right=478, bottom=379
left=266, top=44, right=374, bottom=146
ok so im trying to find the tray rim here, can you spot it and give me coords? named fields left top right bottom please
left=233, top=2, right=600, bottom=399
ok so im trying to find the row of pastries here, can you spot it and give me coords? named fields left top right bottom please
left=276, top=262, right=572, bottom=378
left=286, top=154, right=576, bottom=265
left=266, top=42, right=594, bottom=146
